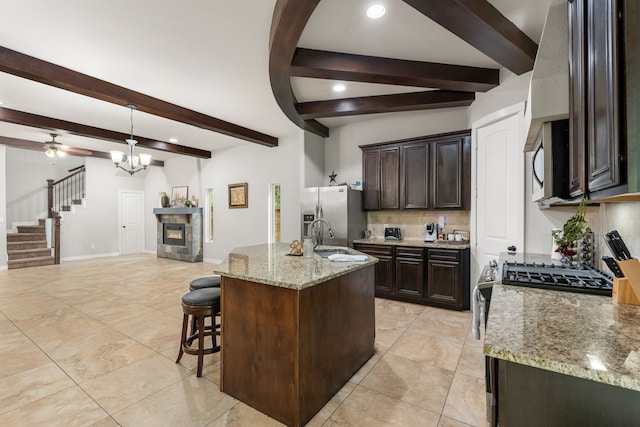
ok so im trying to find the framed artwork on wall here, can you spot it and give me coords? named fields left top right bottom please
left=228, top=182, right=248, bottom=209
left=171, top=186, right=188, bottom=206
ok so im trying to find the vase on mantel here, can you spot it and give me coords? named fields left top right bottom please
left=160, top=193, right=170, bottom=208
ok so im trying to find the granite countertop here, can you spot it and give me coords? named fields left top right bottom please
left=213, top=243, right=377, bottom=290
left=484, top=284, right=640, bottom=392
left=353, top=237, right=470, bottom=249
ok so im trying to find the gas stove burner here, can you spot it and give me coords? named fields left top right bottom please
left=501, top=261, right=613, bottom=296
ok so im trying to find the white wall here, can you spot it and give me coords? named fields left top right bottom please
left=0, top=146, right=7, bottom=268
left=303, top=130, right=326, bottom=187
left=468, top=70, right=532, bottom=125
left=325, top=108, right=470, bottom=187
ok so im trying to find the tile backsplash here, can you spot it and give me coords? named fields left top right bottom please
left=600, top=202, right=640, bottom=258
left=367, top=210, right=470, bottom=240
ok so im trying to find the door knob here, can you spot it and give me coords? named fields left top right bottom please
left=122, top=225, right=126, bottom=229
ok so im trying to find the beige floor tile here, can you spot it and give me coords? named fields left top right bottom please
left=456, top=344, right=485, bottom=380
left=0, top=338, right=52, bottom=378
left=324, top=385, right=441, bottom=427
left=36, top=325, right=130, bottom=360
left=349, top=343, right=388, bottom=384
left=361, top=353, right=454, bottom=414
left=442, top=372, right=487, bottom=427
left=389, top=331, right=463, bottom=371
left=438, top=415, right=476, bottom=427
left=0, top=362, right=75, bottom=415
left=408, top=315, right=470, bottom=344
left=89, top=417, right=121, bottom=427
left=113, top=375, right=236, bottom=427
left=22, top=313, right=105, bottom=345
left=80, top=353, right=192, bottom=414
left=206, top=402, right=284, bottom=427
left=2, top=298, right=70, bottom=322
left=0, top=386, right=109, bottom=426
left=55, top=337, right=156, bottom=383
left=305, top=381, right=357, bottom=427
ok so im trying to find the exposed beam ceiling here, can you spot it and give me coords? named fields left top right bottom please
left=401, top=0, right=538, bottom=75
left=270, top=0, right=538, bottom=138
left=291, top=48, right=499, bottom=92
left=0, top=107, right=211, bottom=159
left=0, top=46, right=278, bottom=148
left=297, top=91, right=475, bottom=119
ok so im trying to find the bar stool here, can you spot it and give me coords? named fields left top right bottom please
left=189, top=275, right=221, bottom=291
left=176, top=287, right=221, bottom=377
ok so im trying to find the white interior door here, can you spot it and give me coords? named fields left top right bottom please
left=472, top=104, right=525, bottom=279
left=120, top=190, right=144, bottom=254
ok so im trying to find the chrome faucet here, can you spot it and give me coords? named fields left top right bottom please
left=309, top=218, right=335, bottom=248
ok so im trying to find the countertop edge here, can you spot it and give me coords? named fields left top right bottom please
left=353, top=238, right=470, bottom=249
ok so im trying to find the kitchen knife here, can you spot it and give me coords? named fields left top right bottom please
left=602, top=256, right=625, bottom=278
left=610, top=230, right=632, bottom=260
left=604, top=233, right=622, bottom=260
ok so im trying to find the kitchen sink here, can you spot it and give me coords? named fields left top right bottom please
left=314, top=247, right=351, bottom=258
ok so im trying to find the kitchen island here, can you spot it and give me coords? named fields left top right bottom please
left=485, top=284, right=640, bottom=426
left=213, top=243, right=377, bottom=427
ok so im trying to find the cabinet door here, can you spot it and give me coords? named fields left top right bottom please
left=395, top=247, right=425, bottom=299
left=380, top=147, right=400, bottom=209
left=354, top=244, right=395, bottom=296
left=362, top=149, right=381, bottom=210
left=587, top=0, right=622, bottom=192
left=401, top=142, right=429, bottom=209
left=431, top=136, right=470, bottom=209
left=569, top=0, right=587, bottom=197
left=426, top=249, right=461, bottom=309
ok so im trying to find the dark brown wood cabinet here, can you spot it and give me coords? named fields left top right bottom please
left=360, top=130, right=471, bottom=211
left=426, top=248, right=470, bottom=310
left=354, top=243, right=469, bottom=310
left=569, top=0, right=627, bottom=198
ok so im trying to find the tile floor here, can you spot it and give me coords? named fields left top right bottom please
left=0, top=254, right=487, bottom=426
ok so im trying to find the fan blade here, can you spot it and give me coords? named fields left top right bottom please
left=59, top=145, right=93, bottom=156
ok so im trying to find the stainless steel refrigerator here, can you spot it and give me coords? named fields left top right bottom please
left=300, top=185, right=367, bottom=247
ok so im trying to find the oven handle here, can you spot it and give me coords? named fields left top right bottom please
left=472, top=285, right=484, bottom=340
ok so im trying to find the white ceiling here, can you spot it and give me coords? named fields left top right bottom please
left=0, top=0, right=552, bottom=161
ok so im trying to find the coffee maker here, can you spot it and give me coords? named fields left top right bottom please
left=424, top=223, right=437, bottom=242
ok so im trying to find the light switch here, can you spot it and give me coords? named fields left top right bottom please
left=0, top=217, right=4, bottom=223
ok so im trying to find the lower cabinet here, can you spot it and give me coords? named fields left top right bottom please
left=354, top=243, right=469, bottom=310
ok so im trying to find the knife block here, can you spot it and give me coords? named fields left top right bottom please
left=613, top=259, right=640, bottom=305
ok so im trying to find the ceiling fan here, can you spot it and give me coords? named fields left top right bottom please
left=43, top=133, right=92, bottom=159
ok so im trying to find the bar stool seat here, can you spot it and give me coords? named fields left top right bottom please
left=189, top=276, right=221, bottom=291
left=176, top=287, right=221, bottom=377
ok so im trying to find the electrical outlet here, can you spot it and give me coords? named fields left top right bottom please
left=90, top=243, right=95, bottom=249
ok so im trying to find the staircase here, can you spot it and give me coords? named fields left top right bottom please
left=7, top=219, right=55, bottom=270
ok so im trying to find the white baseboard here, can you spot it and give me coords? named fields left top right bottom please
left=203, top=257, right=223, bottom=265
left=61, top=252, right=120, bottom=262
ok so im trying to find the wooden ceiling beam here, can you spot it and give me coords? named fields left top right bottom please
left=269, top=0, right=329, bottom=137
left=0, top=135, right=165, bottom=166
left=0, top=107, right=211, bottom=159
left=291, top=48, right=499, bottom=92
left=297, top=90, right=475, bottom=119
left=0, top=46, right=277, bottom=147
left=401, top=0, right=538, bottom=75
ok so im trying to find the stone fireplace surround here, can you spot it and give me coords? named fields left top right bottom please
left=153, top=207, right=203, bottom=262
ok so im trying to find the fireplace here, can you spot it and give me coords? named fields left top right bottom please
left=163, top=223, right=186, bottom=246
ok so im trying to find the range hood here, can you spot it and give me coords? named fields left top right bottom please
left=523, top=0, right=569, bottom=151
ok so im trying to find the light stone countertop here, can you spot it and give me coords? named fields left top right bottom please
left=213, top=243, right=377, bottom=290
left=353, top=237, right=470, bottom=249
left=484, top=284, right=640, bottom=392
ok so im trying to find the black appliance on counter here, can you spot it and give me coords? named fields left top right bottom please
left=472, top=261, right=613, bottom=426
left=384, top=227, right=402, bottom=241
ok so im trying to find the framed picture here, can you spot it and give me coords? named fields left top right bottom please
left=228, top=182, right=248, bottom=209
left=171, top=186, right=188, bottom=206
left=454, top=230, right=470, bottom=241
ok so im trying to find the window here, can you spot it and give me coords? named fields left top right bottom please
left=270, top=183, right=281, bottom=243
left=207, top=188, right=214, bottom=241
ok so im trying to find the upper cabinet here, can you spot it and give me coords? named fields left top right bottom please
left=360, top=130, right=471, bottom=211
left=569, top=0, right=631, bottom=199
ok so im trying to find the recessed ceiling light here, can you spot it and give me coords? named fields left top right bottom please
left=169, top=138, right=178, bottom=143
left=333, top=84, right=346, bottom=92
left=367, top=4, right=386, bottom=19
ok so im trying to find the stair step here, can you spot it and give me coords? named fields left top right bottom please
left=38, top=218, right=46, bottom=226
left=71, top=199, right=83, bottom=205
left=8, top=248, right=52, bottom=260
left=61, top=206, right=71, bottom=212
left=8, top=256, right=55, bottom=270
left=7, top=233, right=46, bottom=242
left=7, top=240, right=48, bottom=250
left=16, top=225, right=45, bottom=234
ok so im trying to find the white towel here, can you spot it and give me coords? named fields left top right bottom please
left=327, top=254, right=368, bottom=262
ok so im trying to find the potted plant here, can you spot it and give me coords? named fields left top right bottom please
left=552, top=196, right=589, bottom=264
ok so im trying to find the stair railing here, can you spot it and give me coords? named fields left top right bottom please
left=47, top=165, right=86, bottom=217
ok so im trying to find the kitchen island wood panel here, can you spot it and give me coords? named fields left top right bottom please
left=215, top=244, right=376, bottom=427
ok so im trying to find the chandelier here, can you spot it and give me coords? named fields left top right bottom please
left=110, top=104, right=151, bottom=175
